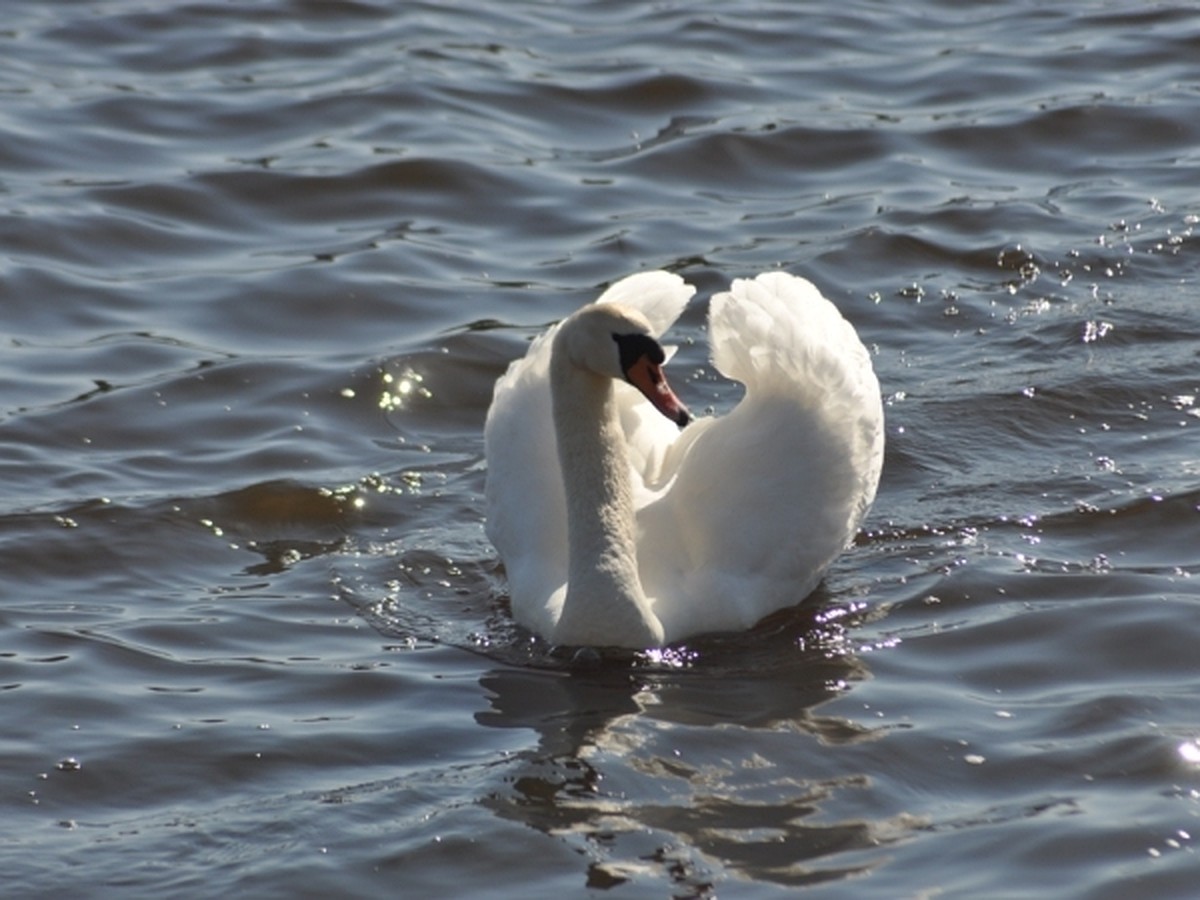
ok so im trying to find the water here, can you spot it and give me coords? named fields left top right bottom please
left=3, top=1, right=1199, bottom=896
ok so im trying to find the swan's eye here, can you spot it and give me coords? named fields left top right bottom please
left=612, top=332, right=664, bottom=379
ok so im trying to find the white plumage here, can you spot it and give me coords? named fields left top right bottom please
left=485, top=271, right=884, bottom=648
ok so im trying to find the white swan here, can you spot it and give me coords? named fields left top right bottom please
left=484, top=271, right=884, bottom=648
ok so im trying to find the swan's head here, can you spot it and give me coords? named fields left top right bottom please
left=557, top=303, right=691, bottom=428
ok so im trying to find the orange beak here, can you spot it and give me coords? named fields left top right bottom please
left=626, top=354, right=691, bottom=427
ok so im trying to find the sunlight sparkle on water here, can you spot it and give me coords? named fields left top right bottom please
left=642, top=646, right=700, bottom=668
left=379, top=369, right=431, bottom=412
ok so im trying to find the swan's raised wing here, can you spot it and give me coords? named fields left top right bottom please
left=595, top=270, right=694, bottom=338
left=638, top=272, right=884, bottom=640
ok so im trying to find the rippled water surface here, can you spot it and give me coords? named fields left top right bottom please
left=4, top=1, right=1200, bottom=896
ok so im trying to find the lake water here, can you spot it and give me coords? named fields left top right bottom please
left=3, top=1, right=1199, bottom=896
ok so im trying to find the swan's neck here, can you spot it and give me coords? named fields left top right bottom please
left=550, top=347, right=664, bottom=648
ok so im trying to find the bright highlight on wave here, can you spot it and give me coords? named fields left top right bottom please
left=379, top=369, right=431, bottom=411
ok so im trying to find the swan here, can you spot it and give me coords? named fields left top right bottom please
left=484, top=271, right=884, bottom=648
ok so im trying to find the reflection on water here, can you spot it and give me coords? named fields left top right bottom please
left=473, top=602, right=892, bottom=891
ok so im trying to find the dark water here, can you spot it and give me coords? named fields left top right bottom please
left=3, top=1, right=1199, bottom=896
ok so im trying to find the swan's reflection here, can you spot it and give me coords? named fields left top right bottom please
left=475, top=602, right=899, bottom=891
